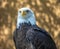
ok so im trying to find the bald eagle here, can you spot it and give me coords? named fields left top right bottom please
left=13, top=8, right=57, bottom=49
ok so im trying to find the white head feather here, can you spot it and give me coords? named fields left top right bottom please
left=17, top=8, right=36, bottom=28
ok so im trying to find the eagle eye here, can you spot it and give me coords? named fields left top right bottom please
left=19, top=11, right=21, bottom=13
left=26, top=10, right=29, bottom=13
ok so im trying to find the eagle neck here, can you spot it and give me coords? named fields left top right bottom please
left=16, top=18, right=36, bottom=29
left=17, top=22, right=32, bottom=29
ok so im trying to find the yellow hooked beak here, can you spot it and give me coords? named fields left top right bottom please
left=21, top=11, right=27, bottom=17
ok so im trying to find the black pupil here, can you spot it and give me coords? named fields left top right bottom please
left=26, top=10, right=29, bottom=13
left=19, top=11, right=21, bottom=13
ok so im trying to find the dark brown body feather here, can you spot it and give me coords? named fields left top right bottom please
left=13, top=23, right=57, bottom=49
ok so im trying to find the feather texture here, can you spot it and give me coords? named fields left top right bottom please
left=13, top=23, right=57, bottom=49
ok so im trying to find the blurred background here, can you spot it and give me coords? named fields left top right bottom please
left=0, top=0, right=60, bottom=49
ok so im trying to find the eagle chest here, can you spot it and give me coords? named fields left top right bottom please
left=16, top=26, right=30, bottom=48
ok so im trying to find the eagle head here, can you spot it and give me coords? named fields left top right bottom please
left=17, top=7, right=36, bottom=28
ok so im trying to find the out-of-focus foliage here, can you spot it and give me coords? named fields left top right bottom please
left=0, top=0, right=60, bottom=49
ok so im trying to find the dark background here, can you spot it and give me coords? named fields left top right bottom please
left=0, top=0, right=60, bottom=49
